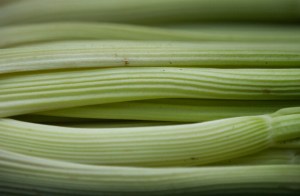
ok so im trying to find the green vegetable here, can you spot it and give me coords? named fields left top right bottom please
left=1, top=23, right=300, bottom=48
left=12, top=115, right=177, bottom=127
left=1, top=149, right=299, bottom=195
left=1, top=0, right=300, bottom=194
left=1, top=41, right=300, bottom=75
left=1, top=67, right=300, bottom=117
left=35, top=99, right=300, bottom=122
left=1, top=108, right=299, bottom=166
left=0, top=0, right=299, bottom=26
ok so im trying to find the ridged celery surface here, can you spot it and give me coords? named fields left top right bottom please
left=0, top=150, right=299, bottom=195
left=1, top=67, right=300, bottom=117
left=1, top=23, right=300, bottom=48
left=1, top=108, right=300, bottom=166
left=1, top=41, right=300, bottom=74
left=0, top=0, right=299, bottom=26
left=36, top=99, right=300, bottom=122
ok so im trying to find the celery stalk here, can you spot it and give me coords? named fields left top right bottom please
left=35, top=99, right=300, bottom=122
left=0, top=108, right=299, bottom=166
left=0, top=0, right=299, bottom=26
left=1, top=23, right=300, bottom=48
left=1, top=67, right=299, bottom=117
left=0, top=150, right=300, bottom=195
left=1, top=41, right=300, bottom=74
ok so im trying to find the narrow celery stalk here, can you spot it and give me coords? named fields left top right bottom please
left=1, top=23, right=300, bottom=48
left=62, top=121, right=178, bottom=128
left=1, top=41, right=300, bottom=74
left=12, top=114, right=102, bottom=124
left=0, top=108, right=300, bottom=166
left=1, top=150, right=300, bottom=195
left=36, top=99, right=300, bottom=122
left=12, top=114, right=175, bottom=127
left=1, top=67, right=300, bottom=117
left=0, top=0, right=299, bottom=26
left=213, top=149, right=300, bottom=165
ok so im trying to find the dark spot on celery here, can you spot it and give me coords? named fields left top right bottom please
left=123, top=58, right=129, bottom=66
left=262, top=89, right=271, bottom=94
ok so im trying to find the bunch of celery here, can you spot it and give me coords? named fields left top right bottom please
left=0, top=0, right=300, bottom=195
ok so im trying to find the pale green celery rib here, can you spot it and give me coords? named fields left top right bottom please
left=0, top=0, right=299, bottom=26
left=1, top=23, right=300, bottom=48
left=1, top=67, right=300, bottom=117
left=36, top=99, right=300, bottom=122
left=213, top=149, right=300, bottom=166
left=0, top=150, right=300, bottom=195
left=1, top=41, right=300, bottom=75
left=0, top=109, right=300, bottom=166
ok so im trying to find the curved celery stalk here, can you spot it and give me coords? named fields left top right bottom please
left=13, top=115, right=177, bottom=127
left=62, top=121, right=177, bottom=128
left=36, top=99, right=300, bottom=122
left=0, top=109, right=300, bottom=166
left=1, top=23, right=300, bottom=48
left=214, top=149, right=300, bottom=165
left=1, top=41, right=300, bottom=74
left=1, top=67, right=300, bottom=117
left=0, top=0, right=299, bottom=26
left=12, top=114, right=102, bottom=124
left=0, top=150, right=300, bottom=195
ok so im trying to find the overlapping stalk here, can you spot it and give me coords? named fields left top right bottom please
left=1, top=108, right=299, bottom=166
left=0, top=0, right=299, bottom=26
left=34, top=99, right=300, bottom=122
left=1, top=150, right=299, bottom=195
left=1, top=67, right=300, bottom=117
left=1, top=23, right=300, bottom=48
left=1, top=41, right=300, bottom=74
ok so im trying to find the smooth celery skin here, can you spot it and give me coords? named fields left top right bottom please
left=1, top=23, right=300, bottom=48
left=0, top=150, right=300, bottom=196
left=36, top=99, right=300, bottom=122
left=0, top=0, right=299, bottom=26
left=1, top=41, right=300, bottom=75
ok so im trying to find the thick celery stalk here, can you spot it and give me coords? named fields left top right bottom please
left=1, top=41, right=300, bottom=74
left=0, top=0, right=299, bottom=26
left=0, top=108, right=300, bottom=166
left=1, top=23, right=300, bottom=48
left=0, top=150, right=299, bottom=195
left=36, top=99, right=300, bottom=122
left=1, top=67, right=300, bottom=117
